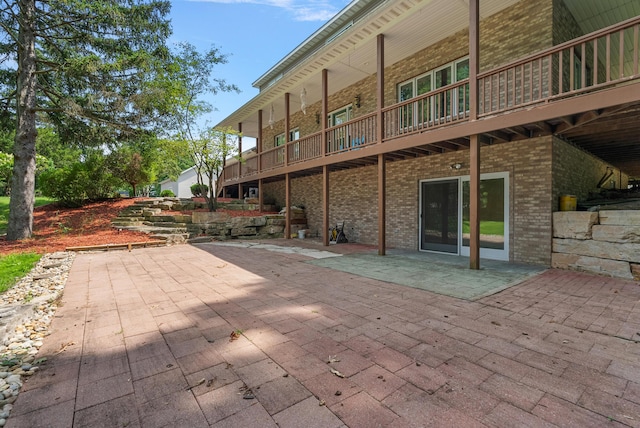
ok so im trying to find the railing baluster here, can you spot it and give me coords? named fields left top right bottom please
left=606, top=33, right=611, bottom=82
left=594, top=38, right=599, bottom=84
left=635, top=25, right=639, bottom=75
left=569, top=46, right=575, bottom=91
left=620, top=29, right=625, bottom=79
left=559, top=49, right=564, bottom=94
left=581, top=43, right=586, bottom=89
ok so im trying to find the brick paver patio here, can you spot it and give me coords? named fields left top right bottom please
left=7, top=242, right=640, bottom=427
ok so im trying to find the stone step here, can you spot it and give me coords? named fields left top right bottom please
left=150, top=233, right=189, bottom=244
left=112, top=217, right=145, bottom=224
left=143, top=222, right=190, bottom=229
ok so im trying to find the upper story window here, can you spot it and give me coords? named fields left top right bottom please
left=398, top=57, right=469, bottom=102
left=399, top=57, right=469, bottom=101
left=275, top=128, right=300, bottom=146
left=328, top=105, right=352, bottom=127
left=398, top=57, right=469, bottom=127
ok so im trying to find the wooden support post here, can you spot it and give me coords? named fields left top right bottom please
left=378, top=154, right=386, bottom=256
left=257, top=109, right=263, bottom=172
left=321, top=69, right=328, bottom=156
left=284, top=92, right=290, bottom=166
left=238, top=122, right=242, bottom=177
left=376, top=34, right=385, bottom=144
left=285, top=173, right=291, bottom=239
left=469, top=134, right=480, bottom=269
left=469, top=0, right=481, bottom=270
left=322, top=165, right=329, bottom=246
left=469, top=0, right=479, bottom=122
left=258, top=178, right=263, bottom=213
left=375, top=34, right=386, bottom=255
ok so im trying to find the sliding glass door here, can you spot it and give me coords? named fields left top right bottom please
left=420, top=180, right=458, bottom=253
left=420, top=173, right=509, bottom=260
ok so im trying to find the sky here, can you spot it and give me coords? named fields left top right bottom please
left=168, top=0, right=351, bottom=145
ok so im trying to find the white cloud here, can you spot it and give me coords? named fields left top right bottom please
left=186, top=0, right=343, bottom=22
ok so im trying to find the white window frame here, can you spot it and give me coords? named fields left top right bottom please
left=275, top=128, right=300, bottom=146
left=418, top=171, right=509, bottom=261
left=398, top=57, right=469, bottom=127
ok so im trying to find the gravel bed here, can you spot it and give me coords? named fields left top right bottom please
left=0, top=252, right=75, bottom=426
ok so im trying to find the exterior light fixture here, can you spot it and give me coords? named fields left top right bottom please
left=450, top=163, right=462, bottom=170
left=315, top=112, right=320, bottom=125
left=354, top=94, right=361, bottom=108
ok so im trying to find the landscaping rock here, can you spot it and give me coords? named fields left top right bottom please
left=592, top=225, right=640, bottom=243
left=599, top=210, right=640, bottom=225
left=552, top=211, right=598, bottom=239
left=553, top=238, right=640, bottom=263
left=552, top=253, right=633, bottom=279
left=192, top=211, right=231, bottom=224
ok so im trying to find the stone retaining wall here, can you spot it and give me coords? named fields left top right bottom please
left=552, top=211, right=640, bottom=280
left=188, top=207, right=307, bottom=240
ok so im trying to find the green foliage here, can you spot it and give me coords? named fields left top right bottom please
left=1, top=0, right=173, bottom=240
left=0, top=151, right=53, bottom=196
left=108, top=147, right=151, bottom=196
left=190, top=183, right=208, bottom=197
left=189, top=127, right=241, bottom=211
left=160, top=189, right=175, bottom=197
left=39, top=154, right=122, bottom=207
left=35, top=127, right=82, bottom=169
left=0, top=253, right=41, bottom=293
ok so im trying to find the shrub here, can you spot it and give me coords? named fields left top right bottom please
left=39, top=155, right=121, bottom=207
left=190, top=183, right=208, bottom=197
left=160, top=189, right=175, bottom=197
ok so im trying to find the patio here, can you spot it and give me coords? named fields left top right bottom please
left=7, top=241, right=640, bottom=427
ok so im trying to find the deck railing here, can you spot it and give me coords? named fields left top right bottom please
left=222, top=16, right=640, bottom=183
left=288, top=132, right=322, bottom=164
left=260, top=145, right=286, bottom=171
left=326, top=113, right=377, bottom=154
left=478, top=16, right=640, bottom=116
left=382, top=81, right=469, bottom=140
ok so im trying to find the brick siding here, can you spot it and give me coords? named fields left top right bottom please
left=265, top=137, right=555, bottom=265
left=552, top=138, right=629, bottom=210
left=261, top=0, right=557, bottom=149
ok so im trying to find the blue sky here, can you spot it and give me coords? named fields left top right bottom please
left=169, top=0, right=350, bottom=139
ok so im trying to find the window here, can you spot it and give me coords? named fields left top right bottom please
left=275, top=128, right=300, bottom=146
left=398, top=57, right=469, bottom=126
left=274, top=128, right=300, bottom=163
left=328, top=106, right=352, bottom=127
left=326, top=105, right=353, bottom=153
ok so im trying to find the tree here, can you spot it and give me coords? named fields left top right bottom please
left=150, top=42, right=239, bottom=190
left=189, top=127, right=240, bottom=212
left=0, top=0, right=171, bottom=240
left=154, top=42, right=239, bottom=141
left=108, top=134, right=161, bottom=196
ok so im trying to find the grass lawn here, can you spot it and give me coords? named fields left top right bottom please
left=0, top=196, right=56, bottom=235
left=463, top=220, right=504, bottom=236
left=0, top=252, right=41, bottom=293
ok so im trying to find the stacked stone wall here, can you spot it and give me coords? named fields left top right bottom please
left=553, top=211, right=640, bottom=280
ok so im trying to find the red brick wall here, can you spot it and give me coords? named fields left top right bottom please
left=552, top=138, right=629, bottom=210
left=265, top=136, right=555, bottom=265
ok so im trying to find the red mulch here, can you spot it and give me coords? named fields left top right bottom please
left=0, top=198, right=280, bottom=256
left=0, top=199, right=153, bottom=255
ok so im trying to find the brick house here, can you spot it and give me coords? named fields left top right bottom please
left=215, top=0, right=640, bottom=269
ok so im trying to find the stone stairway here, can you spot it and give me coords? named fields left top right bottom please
left=112, top=199, right=192, bottom=244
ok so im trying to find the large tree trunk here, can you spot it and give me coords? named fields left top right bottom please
left=7, top=0, right=38, bottom=240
